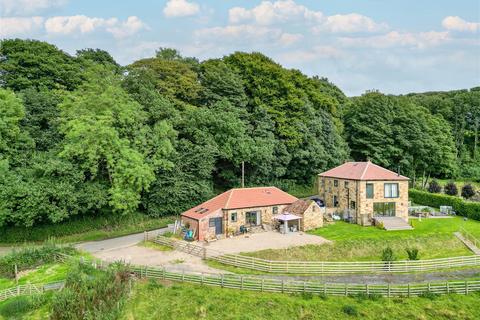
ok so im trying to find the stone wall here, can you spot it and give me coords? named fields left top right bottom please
left=317, top=176, right=360, bottom=217
left=180, top=216, right=199, bottom=239
left=301, top=201, right=323, bottom=231
left=358, top=180, right=409, bottom=223
left=318, top=176, right=409, bottom=225
left=224, top=204, right=290, bottom=235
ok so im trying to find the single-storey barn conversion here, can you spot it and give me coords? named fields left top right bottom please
left=181, top=187, right=323, bottom=241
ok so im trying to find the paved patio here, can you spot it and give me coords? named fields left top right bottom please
left=199, top=231, right=330, bottom=254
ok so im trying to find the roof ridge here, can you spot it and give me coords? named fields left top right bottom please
left=225, top=189, right=234, bottom=209
left=231, top=186, right=277, bottom=190
left=359, top=161, right=370, bottom=180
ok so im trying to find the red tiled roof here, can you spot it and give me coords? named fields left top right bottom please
left=318, top=161, right=409, bottom=181
left=181, top=187, right=298, bottom=220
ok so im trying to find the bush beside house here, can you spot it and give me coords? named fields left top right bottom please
left=409, top=189, right=480, bottom=221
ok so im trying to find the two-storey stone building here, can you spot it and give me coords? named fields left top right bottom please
left=318, top=161, right=409, bottom=226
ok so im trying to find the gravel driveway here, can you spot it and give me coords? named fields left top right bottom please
left=201, top=231, right=330, bottom=254
left=93, top=245, right=227, bottom=275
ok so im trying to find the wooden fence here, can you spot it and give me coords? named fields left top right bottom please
left=130, top=264, right=480, bottom=297
left=152, top=235, right=480, bottom=274
left=2, top=257, right=479, bottom=301
left=0, top=281, right=64, bottom=302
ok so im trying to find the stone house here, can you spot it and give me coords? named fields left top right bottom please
left=318, top=161, right=409, bottom=226
left=283, top=199, right=323, bottom=231
left=181, top=187, right=300, bottom=241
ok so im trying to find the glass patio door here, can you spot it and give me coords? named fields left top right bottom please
left=373, top=202, right=396, bottom=217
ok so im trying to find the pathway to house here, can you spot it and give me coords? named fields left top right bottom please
left=201, top=231, right=330, bottom=254
left=75, top=227, right=171, bottom=253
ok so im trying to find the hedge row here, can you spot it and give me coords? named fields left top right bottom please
left=409, top=189, right=480, bottom=221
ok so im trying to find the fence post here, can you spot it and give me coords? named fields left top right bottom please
left=387, top=284, right=391, bottom=298
left=407, top=284, right=410, bottom=297
left=182, top=271, right=185, bottom=282
left=446, top=282, right=449, bottom=294
left=281, top=280, right=284, bottom=293
left=145, top=266, right=148, bottom=279
left=14, top=264, right=18, bottom=285
left=428, top=283, right=431, bottom=293
left=324, top=283, right=327, bottom=295
left=221, top=274, right=224, bottom=288
left=241, top=276, right=244, bottom=290
left=303, top=281, right=306, bottom=293
left=465, top=281, right=468, bottom=294
left=366, top=284, right=369, bottom=295
left=261, top=278, right=264, bottom=292
left=201, top=273, right=204, bottom=285
left=345, top=284, right=348, bottom=296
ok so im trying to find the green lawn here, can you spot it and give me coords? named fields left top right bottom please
left=242, top=217, right=480, bottom=262
left=121, top=280, right=480, bottom=320
left=0, top=213, right=174, bottom=245
left=138, top=240, right=173, bottom=252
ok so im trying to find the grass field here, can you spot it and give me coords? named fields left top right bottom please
left=242, top=217, right=480, bottom=262
left=0, top=213, right=174, bottom=245
left=121, top=280, right=480, bottom=320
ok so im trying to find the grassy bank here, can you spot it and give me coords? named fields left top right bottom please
left=121, top=280, right=480, bottom=320
left=0, top=213, right=174, bottom=245
left=242, top=218, right=480, bottom=262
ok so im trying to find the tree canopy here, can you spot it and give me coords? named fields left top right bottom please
left=0, top=38, right=477, bottom=227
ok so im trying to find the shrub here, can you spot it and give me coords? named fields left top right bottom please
left=381, top=247, right=396, bottom=262
left=409, top=189, right=480, bottom=221
left=444, top=181, right=458, bottom=196
left=0, top=242, right=76, bottom=278
left=50, top=262, right=131, bottom=320
left=0, top=294, right=48, bottom=318
left=406, top=247, right=419, bottom=260
left=428, top=180, right=441, bottom=193
left=461, top=184, right=476, bottom=199
left=342, top=305, right=358, bottom=316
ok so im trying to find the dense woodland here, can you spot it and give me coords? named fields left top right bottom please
left=0, top=39, right=479, bottom=227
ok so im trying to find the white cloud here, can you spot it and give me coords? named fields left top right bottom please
left=315, top=13, right=388, bottom=33
left=278, top=32, right=303, bottom=46
left=194, top=24, right=281, bottom=43
left=163, top=0, right=199, bottom=18
left=0, top=17, right=44, bottom=37
left=44, top=15, right=146, bottom=38
left=229, top=0, right=323, bottom=25
left=0, top=0, right=67, bottom=16
left=442, top=16, right=479, bottom=32
left=106, top=16, right=148, bottom=39
left=45, top=15, right=115, bottom=34
left=339, top=31, right=450, bottom=49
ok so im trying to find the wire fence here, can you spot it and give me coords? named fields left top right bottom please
left=151, top=235, right=480, bottom=274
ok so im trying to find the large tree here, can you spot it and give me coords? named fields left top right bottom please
left=0, top=39, right=83, bottom=91
left=59, top=67, right=174, bottom=214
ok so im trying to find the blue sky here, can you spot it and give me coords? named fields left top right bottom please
left=1, top=0, right=479, bottom=95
